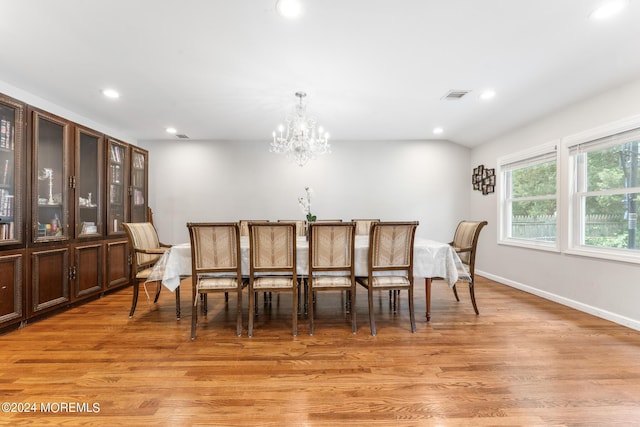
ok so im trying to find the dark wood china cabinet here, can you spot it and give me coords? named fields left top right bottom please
left=0, top=90, right=149, bottom=331
left=0, top=94, right=25, bottom=328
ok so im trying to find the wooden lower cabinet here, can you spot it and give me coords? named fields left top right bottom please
left=28, top=246, right=70, bottom=316
left=105, top=239, right=130, bottom=290
left=72, top=242, right=103, bottom=300
left=0, top=251, right=24, bottom=328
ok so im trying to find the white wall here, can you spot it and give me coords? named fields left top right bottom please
left=138, top=139, right=471, bottom=245
left=470, top=77, right=640, bottom=330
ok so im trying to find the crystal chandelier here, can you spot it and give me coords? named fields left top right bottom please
left=271, top=92, right=331, bottom=167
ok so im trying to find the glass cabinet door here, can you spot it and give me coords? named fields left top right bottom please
left=107, top=139, right=129, bottom=235
left=130, top=147, right=148, bottom=223
left=32, top=111, right=70, bottom=243
left=75, top=127, right=104, bottom=238
left=0, top=95, right=24, bottom=246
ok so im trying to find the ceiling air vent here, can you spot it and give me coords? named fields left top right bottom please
left=175, top=134, right=189, bottom=139
left=442, top=89, right=471, bottom=100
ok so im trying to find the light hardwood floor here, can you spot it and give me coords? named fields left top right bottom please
left=1, top=276, right=640, bottom=426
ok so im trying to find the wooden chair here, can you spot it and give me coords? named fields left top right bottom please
left=247, top=222, right=298, bottom=337
left=351, top=218, right=380, bottom=235
left=122, top=222, right=176, bottom=318
left=356, top=221, right=418, bottom=336
left=187, top=222, right=246, bottom=339
left=277, top=219, right=306, bottom=237
left=239, top=220, right=269, bottom=237
left=147, top=206, right=154, bottom=225
left=307, top=221, right=357, bottom=335
left=449, top=220, right=488, bottom=315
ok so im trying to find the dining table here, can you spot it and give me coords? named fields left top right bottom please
left=146, top=235, right=470, bottom=321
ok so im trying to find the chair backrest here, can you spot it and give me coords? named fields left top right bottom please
left=452, top=220, right=488, bottom=271
left=240, top=220, right=269, bottom=236
left=368, top=221, right=418, bottom=274
left=308, top=221, right=356, bottom=274
left=277, top=219, right=306, bottom=237
left=248, top=222, right=296, bottom=277
left=122, top=222, right=162, bottom=269
left=187, top=222, right=241, bottom=278
left=352, top=218, right=380, bottom=235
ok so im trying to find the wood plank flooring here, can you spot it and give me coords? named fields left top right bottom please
left=1, top=276, right=640, bottom=426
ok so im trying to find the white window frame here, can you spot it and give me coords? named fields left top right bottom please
left=497, top=141, right=560, bottom=252
left=563, top=115, right=640, bottom=264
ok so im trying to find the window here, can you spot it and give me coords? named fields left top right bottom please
left=567, top=126, right=640, bottom=260
left=498, top=142, right=558, bottom=250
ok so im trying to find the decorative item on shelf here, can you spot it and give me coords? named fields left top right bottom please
left=50, top=213, right=61, bottom=236
left=472, top=164, right=496, bottom=195
left=271, top=91, right=331, bottom=167
left=37, top=167, right=55, bottom=204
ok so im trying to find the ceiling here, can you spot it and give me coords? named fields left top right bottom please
left=1, top=0, right=639, bottom=148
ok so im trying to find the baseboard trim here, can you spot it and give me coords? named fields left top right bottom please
left=476, top=269, right=640, bottom=331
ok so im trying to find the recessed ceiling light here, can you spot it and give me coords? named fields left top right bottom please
left=433, top=127, right=444, bottom=135
left=590, top=0, right=627, bottom=20
left=276, top=0, right=302, bottom=18
left=166, top=127, right=177, bottom=134
left=480, top=90, right=496, bottom=100
left=102, top=89, right=120, bottom=99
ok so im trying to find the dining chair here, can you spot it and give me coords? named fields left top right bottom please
left=448, top=220, right=488, bottom=315
left=187, top=222, right=246, bottom=339
left=307, top=221, right=357, bottom=335
left=122, top=222, right=177, bottom=318
left=277, top=219, right=306, bottom=237
left=239, top=220, right=269, bottom=237
left=247, top=221, right=298, bottom=337
left=356, top=221, right=418, bottom=336
left=351, top=218, right=380, bottom=236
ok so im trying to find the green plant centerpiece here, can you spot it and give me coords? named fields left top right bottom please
left=298, top=186, right=316, bottom=223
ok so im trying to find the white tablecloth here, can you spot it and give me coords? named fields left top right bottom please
left=147, top=236, right=470, bottom=292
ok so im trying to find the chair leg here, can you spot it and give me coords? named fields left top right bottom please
left=203, top=294, right=208, bottom=314
left=248, top=288, right=255, bottom=337
left=350, top=287, right=357, bottom=334
left=153, top=281, right=162, bottom=303
left=292, top=285, right=298, bottom=337
left=236, top=289, right=243, bottom=337
left=469, top=280, right=479, bottom=315
left=254, top=292, right=258, bottom=316
left=452, top=284, right=460, bottom=301
left=308, top=285, right=315, bottom=336
left=408, top=287, right=416, bottom=333
left=175, top=286, right=181, bottom=320
left=368, top=286, right=376, bottom=336
left=191, top=293, right=198, bottom=340
left=129, top=281, right=140, bottom=318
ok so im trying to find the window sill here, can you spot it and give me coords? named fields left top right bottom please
left=498, top=238, right=560, bottom=253
left=564, top=246, right=640, bottom=265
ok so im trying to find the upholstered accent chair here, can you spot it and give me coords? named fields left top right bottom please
left=307, top=221, right=357, bottom=335
left=351, top=218, right=380, bottom=236
left=449, top=220, right=488, bottom=315
left=187, top=222, right=246, bottom=339
left=356, top=221, right=418, bottom=336
left=122, top=222, right=174, bottom=318
left=247, top=222, right=298, bottom=337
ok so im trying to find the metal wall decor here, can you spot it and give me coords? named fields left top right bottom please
left=472, top=164, right=495, bottom=195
